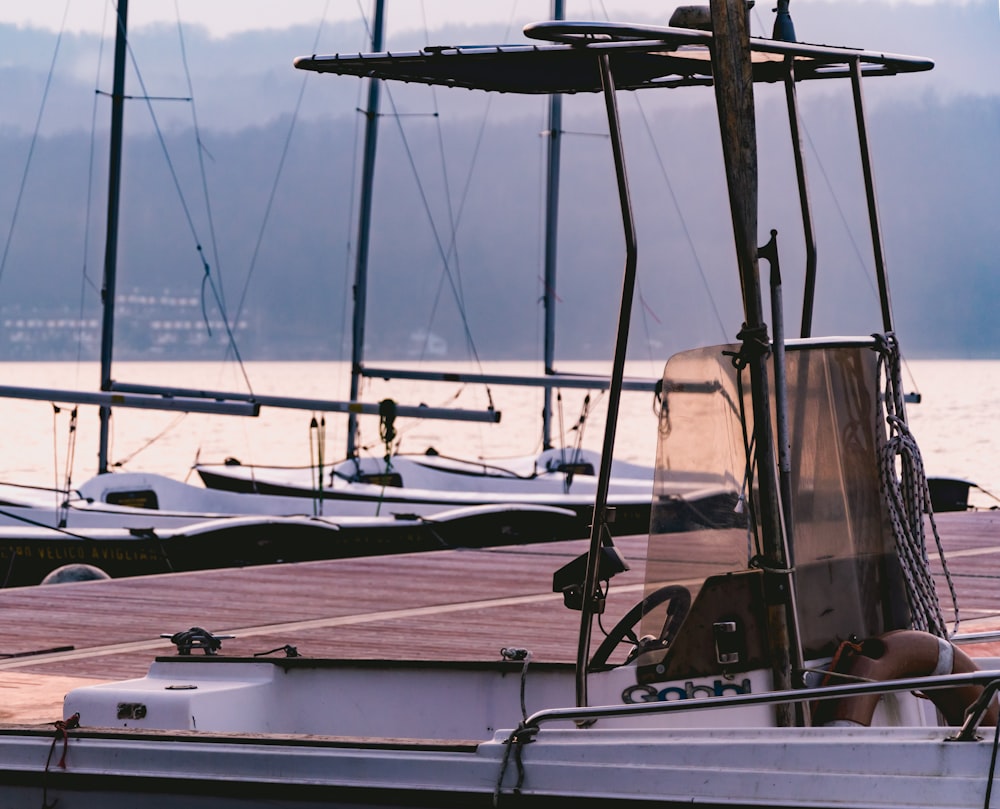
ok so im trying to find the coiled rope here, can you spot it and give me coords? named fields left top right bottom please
left=874, top=333, right=958, bottom=637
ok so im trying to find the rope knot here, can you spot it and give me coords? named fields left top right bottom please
left=870, top=330, right=898, bottom=357
left=494, top=724, right=538, bottom=806
left=724, top=323, right=771, bottom=369
left=48, top=712, right=80, bottom=771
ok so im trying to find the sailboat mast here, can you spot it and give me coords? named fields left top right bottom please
left=97, top=0, right=129, bottom=475
left=346, top=0, right=386, bottom=460
left=541, top=0, right=564, bottom=451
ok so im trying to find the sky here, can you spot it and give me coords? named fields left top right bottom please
left=2, top=0, right=989, bottom=39
left=0, top=2, right=593, bottom=37
left=0, top=0, right=996, bottom=368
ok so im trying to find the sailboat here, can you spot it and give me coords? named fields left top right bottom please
left=0, top=1, right=587, bottom=585
left=187, top=0, right=665, bottom=535
left=0, top=0, right=670, bottom=546
left=3, top=1, right=996, bottom=805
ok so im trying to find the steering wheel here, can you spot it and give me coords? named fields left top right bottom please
left=589, top=585, right=691, bottom=669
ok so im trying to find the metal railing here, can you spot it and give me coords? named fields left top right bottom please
left=521, top=670, right=1000, bottom=741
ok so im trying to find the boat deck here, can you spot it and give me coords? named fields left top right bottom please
left=1, top=511, right=999, bottom=725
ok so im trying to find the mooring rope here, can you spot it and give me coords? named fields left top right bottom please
left=874, top=333, right=959, bottom=637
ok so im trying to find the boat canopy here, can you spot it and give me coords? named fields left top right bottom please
left=294, top=21, right=933, bottom=94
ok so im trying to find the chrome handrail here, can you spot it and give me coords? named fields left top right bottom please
left=522, top=670, right=1000, bottom=740
left=952, top=631, right=1000, bottom=646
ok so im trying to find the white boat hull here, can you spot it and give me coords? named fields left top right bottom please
left=0, top=654, right=987, bottom=809
left=2, top=723, right=998, bottom=808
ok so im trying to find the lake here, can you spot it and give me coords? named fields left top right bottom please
left=0, top=358, right=996, bottom=509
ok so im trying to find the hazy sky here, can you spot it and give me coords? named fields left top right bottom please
left=1, top=0, right=981, bottom=38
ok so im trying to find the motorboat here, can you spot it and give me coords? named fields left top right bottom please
left=3, top=3, right=996, bottom=807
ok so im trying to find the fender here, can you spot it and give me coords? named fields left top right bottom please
left=814, top=629, right=998, bottom=727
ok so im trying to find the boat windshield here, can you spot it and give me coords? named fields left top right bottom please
left=641, top=340, right=910, bottom=669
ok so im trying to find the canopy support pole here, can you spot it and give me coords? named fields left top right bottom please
left=781, top=57, right=818, bottom=339
left=850, top=58, right=895, bottom=336
left=575, top=50, right=638, bottom=709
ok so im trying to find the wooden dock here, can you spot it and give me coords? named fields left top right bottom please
left=1, top=511, right=999, bottom=725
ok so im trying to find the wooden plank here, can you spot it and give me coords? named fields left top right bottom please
left=1, top=514, right=999, bottom=724
left=0, top=672, right=105, bottom=725
left=0, top=533, right=647, bottom=723
left=0, top=534, right=646, bottom=667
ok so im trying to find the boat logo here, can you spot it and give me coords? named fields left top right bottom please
left=622, top=679, right=751, bottom=704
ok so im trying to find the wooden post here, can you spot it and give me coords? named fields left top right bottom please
left=709, top=0, right=797, bottom=725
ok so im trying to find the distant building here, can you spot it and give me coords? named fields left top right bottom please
left=0, top=288, right=249, bottom=360
left=407, top=329, right=447, bottom=358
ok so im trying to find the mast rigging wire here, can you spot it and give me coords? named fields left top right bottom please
left=799, top=115, right=920, bottom=397
left=421, top=3, right=460, bottom=318
left=352, top=1, right=531, bottom=462
left=630, top=95, right=729, bottom=342
left=174, top=0, right=226, bottom=313
left=231, top=1, right=334, bottom=340
left=117, top=22, right=252, bottom=393
left=0, top=0, right=72, bottom=287
left=372, top=0, right=526, bottom=409
left=76, top=1, right=112, bottom=367
left=380, top=84, right=489, bottom=383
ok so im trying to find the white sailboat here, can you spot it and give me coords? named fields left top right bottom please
left=189, top=0, right=662, bottom=534
left=0, top=0, right=667, bottom=550
left=3, top=2, right=996, bottom=806
left=0, top=1, right=587, bottom=584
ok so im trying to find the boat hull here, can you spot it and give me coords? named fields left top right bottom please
left=0, top=654, right=982, bottom=809
left=1, top=724, right=996, bottom=809
left=0, top=504, right=581, bottom=588
left=192, top=451, right=662, bottom=538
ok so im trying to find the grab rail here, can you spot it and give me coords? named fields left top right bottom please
left=952, top=631, right=1000, bottom=646
left=521, top=670, right=1000, bottom=740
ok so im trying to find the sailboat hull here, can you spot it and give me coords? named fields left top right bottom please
left=190, top=449, right=678, bottom=538
left=0, top=503, right=582, bottom=587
